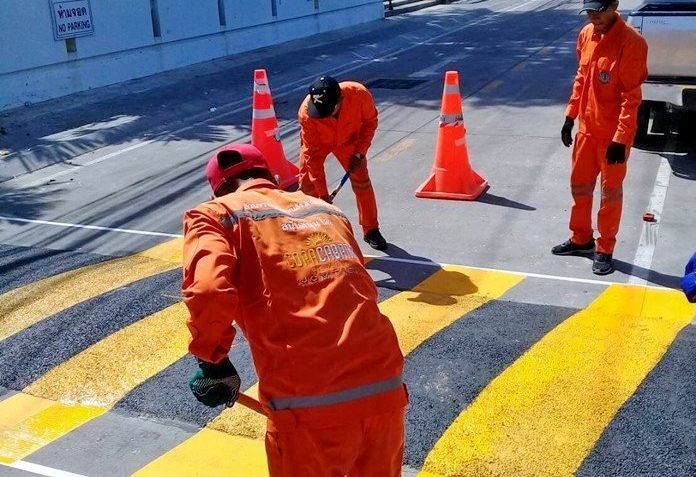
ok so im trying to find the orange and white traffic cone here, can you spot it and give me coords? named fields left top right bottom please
left=251, top=69, right=299, bottom=190
left=415, top=70, right=488, bottom=200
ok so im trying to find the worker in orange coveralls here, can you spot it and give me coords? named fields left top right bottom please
left=552, top=0, right=647, bottom=275
left=182, top=143, right=408, bottom=476
left=298, top=76, right=388, bottom=251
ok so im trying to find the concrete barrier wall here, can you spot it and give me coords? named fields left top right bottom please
left=0, top=0, right=384, bottom=111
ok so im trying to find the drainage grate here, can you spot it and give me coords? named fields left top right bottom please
left=364, top=78, right=427, bottom=90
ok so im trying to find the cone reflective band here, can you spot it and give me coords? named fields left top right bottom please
left=415, top=71, right=488, bottom=201
left=251, top=68, right=299, bottom=190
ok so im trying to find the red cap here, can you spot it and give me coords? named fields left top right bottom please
left=205, top=144, right=270, bottom=193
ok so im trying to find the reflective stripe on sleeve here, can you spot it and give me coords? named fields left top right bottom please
left=221, top=206, right=348, bottom=227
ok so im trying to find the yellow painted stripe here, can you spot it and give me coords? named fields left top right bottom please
left=418, top=285, right=696, bottom=477
left=0, top=394, right=53, bottom=432
left=0, top=302, right=190, bottom=463
left=133, top=266, right=523, bottom=476
left=0, top=238, right=182, bottom=342
left=207, top=385, right=263, bottom=439
left=0, top=398, right=105, bottom=464
left=512, top=61, right=528, bottom=73
left=377, top=137, right=418, bottom=163
left=480, top=80, right=503, bottom=95
left=133, top=429, right=269, bottom=477
left=384, top=265, right=524, bottom=355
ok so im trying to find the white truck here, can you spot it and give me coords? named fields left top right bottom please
left=627, top=1, right=696, bottom=142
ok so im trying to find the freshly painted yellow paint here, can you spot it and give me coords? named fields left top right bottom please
left=512, top=61, right=528, bottom=73
left=0, top=238, right=183, bottom=342
left=0, top=394, right=53, bottom=432
left=132, top=265, right=524, bottom=476
left=480, top=80, right=503, bottom=95
left=418, top=285, right=696, bottom=477
left=0, top=302, right=190, bottom=463
left=132, top=428, right=269, bottom=477
left=377, top=137, right=418, bottom=163
left=0, top=399, right=104, bottom=464
left=382, top=265, right=524, bottom=355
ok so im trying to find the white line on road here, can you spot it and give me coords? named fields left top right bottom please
left=0, top=212, right=666, bottom=289
left=629, top=156, right=672, bottom=285
left=0, top=216, right=182, bottom=238
left=368, top=255, right=670, bottom=291
left=19, top=0, right=545, bottom=187
left=0, top=461, right=88, bottom=477
left=0, top=211, right=667, bottom=290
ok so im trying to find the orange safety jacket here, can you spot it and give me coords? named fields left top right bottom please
left=182, top=179, right=406, bottom=430
left=565, top=14, right=648, bottom=146
left=298, top=81, right=378, bottom=198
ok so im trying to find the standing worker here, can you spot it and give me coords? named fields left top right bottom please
left=182, top=144, right=408, bottom=476
left=297, top=75, right=388, bottom=251
left=552, top=0, right=648, bottom=275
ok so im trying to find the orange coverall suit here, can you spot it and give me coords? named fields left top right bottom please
left=182, top=179, right=407, bottom=476
left=298, top=81, right=379, bottom=235
left=565, top=15, right=648, bottom=254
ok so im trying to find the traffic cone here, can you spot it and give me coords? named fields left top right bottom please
left=415, top=71, right=488, bottom=200
left=251, top=69, right=299, bottom=190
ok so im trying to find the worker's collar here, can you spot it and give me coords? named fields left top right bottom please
left=236, top=178, right=279, bottom=192
left=593, top=12, right=624, bottom=41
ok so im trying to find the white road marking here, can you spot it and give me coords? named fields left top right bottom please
left=367, top=255, right=670, bottom=291
left=0, top=216, right=182, bottom=238
left=1, top=461, right=88, bottom=477
left=1, top=211, right=664, bottom=290
left=629, top=156, right=672, bottom=285
left=18, top=0, right=545, bottom=186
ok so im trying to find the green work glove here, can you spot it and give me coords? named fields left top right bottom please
left=189, top=357, right=241, bottom=408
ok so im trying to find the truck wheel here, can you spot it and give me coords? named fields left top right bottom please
left=635, top=101, right=668, bottom=149
left=635, top=101, right=651, bottom=145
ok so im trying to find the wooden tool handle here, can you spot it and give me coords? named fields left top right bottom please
left=236, top=392, right=267, bottom=416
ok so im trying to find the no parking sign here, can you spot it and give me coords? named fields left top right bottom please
left=49, top=0, right=94, bottom=41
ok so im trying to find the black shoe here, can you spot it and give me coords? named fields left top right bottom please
left=551, top=239, right=595, bottom=256
left=592, top=252, right=614, bottom=275
left=364, top=229, right=388, bottom=251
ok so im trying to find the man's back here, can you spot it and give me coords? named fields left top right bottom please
left=183, top=178, right=405, bottom=427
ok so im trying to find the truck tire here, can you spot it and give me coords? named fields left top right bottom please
left=635, top=101, right=669, bottom=149
left=635, top=101, right=651, bottom=145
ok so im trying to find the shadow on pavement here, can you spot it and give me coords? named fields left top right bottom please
left=614, top=259, right=684, bottom=290
left=478, top=192, right=536, bottom=211
left=0, top=183, right=63, bottom=220
left=367, top=243, right=444, bottom=292
left=572, top=254, right=684, bottom=289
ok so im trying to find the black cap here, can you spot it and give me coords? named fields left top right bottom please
left=579, top=0, right=613, bottom=13
left=307, top=76, right=341, bottom=118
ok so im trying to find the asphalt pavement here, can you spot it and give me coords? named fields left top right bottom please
left=0, top=0, right=694, bottom=476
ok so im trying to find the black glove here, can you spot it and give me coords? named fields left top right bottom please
left=349, top=153, right=364, bottom=172
left=561, top=117, right=574, bottom=147
left=606, top=141, right=626, bottom=165
left=189, top=357, right=241, bottom=408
